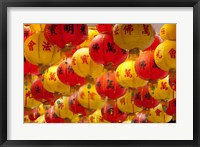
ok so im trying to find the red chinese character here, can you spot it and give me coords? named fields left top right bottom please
left=120, top=98, right=125, bottom=105
left=168, top=48, right=176, bottom=58
left=124, top=69, right=132, bottom=78
left=80, top=92, right=85, bottom=99
left=142, top=24, right=150, bottom=36
left=28, top=40, right=36, bottom=51
left=155, top=109, right=162, bottom=116
left=42, top=41, right=51, bottom=51
left=160, top=82, right=168, bottom=90
left=81, top=55, right=89, bottom=64
left=90, top=116, right=95, bottom=122
left=72, top=58, right=76, bottom=65
left=49, top=72, right=56, bottom=81
left=160, top=28, right=165, bottom=35
left=114, top=25, right=119, bottom=35
left=156, top=50, right=162, bottom=59
left=89, top=92, right=96, bottom=100
left=123, top=25, right=134, bottom=35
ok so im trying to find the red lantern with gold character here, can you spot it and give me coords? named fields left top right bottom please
left=57, top=58, right=85, bottom=87
left=135, top=51, right=168, bottom=81
left=96, top=24, right=113, bottom=34
left=95, top=71, right=127, bottom=100
left=45, top=106, right=65, bottom=123
left=44, top=24, right=88, bottom=49
left=133, top=85, right=159, bottom=109
left=89, top=33, right=128, bottom=69
left=101, top=101, right=128, bottom=123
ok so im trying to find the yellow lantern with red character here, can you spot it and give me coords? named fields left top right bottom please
left=54, top=96, right=78, bottom=119
left=113, top=24, right=155, bottom=50
left=117, top=89, right=143, bottom=113
left=160, top=24, right=176, bottom=41
left=24, top=32, right=62, bottom=67
left=71, top=48, right=105, bottom=79
left=148, top=104, right=172, bottom=123
left=88, top=109, right=105, bottom=123
left=154, top=40, right=176, bottom=71
left=30, top=24, right=46, bottom=33
left=116, top=60, right=148, bottom=88
left=80, top=27, right=99, bottom=47
left=77, top=83, right=105, bottom=110
left=148, top=76, right=175, bottom=101
left=42, top=65, right=71, bottom=96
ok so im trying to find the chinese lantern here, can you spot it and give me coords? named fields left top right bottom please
left=148, top=104, right=172, bottom=123
left=95, top=71, right=127, bottom=100
left=160, top=24, right=176, bottom=41
left=169, top=69, right=176, bottom=91
left=117, top=89, right=143, bottom=113
left=154, top=40, right=176, bottom=71
left=88, top=109, right=104, bottom=123
left=43, top=65, right=71, bottom=95
left=148, top=76, right=175, bottom=101
left=45, top=106, right=65, bottom=123
left=34, top=115, right=46, bottom=123
left=133, top=85, right=159, bottom=109
left=135, top=51, right=168, bottom=81
left=116, top=60, right=148, bottom=88
left=65, top=45, right=81, bottom=57
left=80, top=27, right=99, bottom=47
left=101, top=100, right=128, bottom=123
left=132, top=112, right=149, bottom=123
left=54, top=96, right=78, bottom=119
left=44, top=24, right=88, bottom=49
left=57, top=58, right=85, bottom=87
left=30, top=24, right=46, bottom=33
left=89, top=33, right=128, bottom=69
left=28, top=108, right=41, bottom=121
left=24, top=32, right=62, bottom=66
left=69, top=92, right=95, bottom=116
left=24, top=58, right=39, bottom=75
left=24, top=76, right=42, bottom=109
left=71, top=48, right=105, bottom=79
left=24, top=25, right=33, bottom=41
left=143, top=34, right=162, bottom=51
left=78, top=83, right=105, bottom=110
left=113, top=24, right=155, bottom=50
left=96, top=24, right=113, bottom=34
left=31, top=77, right=56, bottom=103
left=166, top=98, right=176, bottom=116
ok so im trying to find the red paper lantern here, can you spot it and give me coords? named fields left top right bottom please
left=57, top=58, right=85, bottom=87
left=31, top=77, right=55, bottom=104
left=89, top=33, right=128, bottom=69
left=101, top=101, right=128, bottom=123
left=143, top=35, right=162, bottom=51
left=135, top=51, right=168, bottom=81
left=45, top=106, right=65, bottom=123
left=96, top=24, right=113, bottom=34
left=133, top=85, right=159, bottom=109
left=68, top=92, right=95, bottom=116
left=44, top=24, right=88, bottom=49
left=166, top=98, right=176, bottom=116
left=95, top=71, right=127, bottom=100
left=24, top=58, right=39, bottom=75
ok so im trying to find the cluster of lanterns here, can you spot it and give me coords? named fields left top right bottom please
left=24, top=23, right=176, bottom=123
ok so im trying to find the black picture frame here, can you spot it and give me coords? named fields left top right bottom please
left=0, top=0, right=199, bottom=147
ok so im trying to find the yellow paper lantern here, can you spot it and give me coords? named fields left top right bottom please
left=54, top=96, right=78, bottom=119
left=88, top=109, right=104, bottom=123
left=24, top=76, right=42, bottom=109
left=30, top=24, right=46, bottom=33
left=78, top=83, right=105, bottom=110
left=160, top=24, right=176, bottom=41
left=154, top=40, right=176, bottom=71
left=148, top=104, right=172, bottom=123
left=43, top=65, right=71, bottom=95
left=116, top=60, right=148, bottom=88
left=80, top=27, right=99, bottom=47
left=24, top=32, right=62, bottom=66
left=71, top=48, right=105, bottom=79
left=148, top=76, right=175, bottom=100
left=117, top=89, right=143, bottom=113
left=113, top=24, right=155, bottom=50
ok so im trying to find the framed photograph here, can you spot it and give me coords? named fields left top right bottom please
left=0, top=0, right=199, bottom=147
